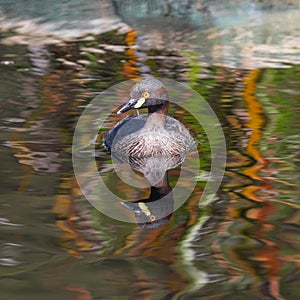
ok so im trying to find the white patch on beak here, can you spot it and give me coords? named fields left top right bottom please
left=134, top=97, right=145, bottom=109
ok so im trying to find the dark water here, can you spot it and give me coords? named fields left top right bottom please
left=1, top=1, right=300, bottom=300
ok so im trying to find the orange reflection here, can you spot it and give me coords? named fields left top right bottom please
left=123, top=29, right=141, bottom=80
left=213, top=68, right=286, bottom=299
left=239, top=70, right=283, bottom=299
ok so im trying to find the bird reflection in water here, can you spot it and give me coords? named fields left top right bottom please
left=122, top=172, right=173, bottom=230
left=104, top=78, right=195, bottom=229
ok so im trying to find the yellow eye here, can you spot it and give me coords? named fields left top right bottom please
left=143, top=92, right=150, bottom=98
left=150, top=215, right=156, bottom=222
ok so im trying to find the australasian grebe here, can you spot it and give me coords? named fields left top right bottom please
left=104, top=78, right=195, bottom=184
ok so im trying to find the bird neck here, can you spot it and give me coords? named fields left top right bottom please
left=146, top=101, right=169, bottom=126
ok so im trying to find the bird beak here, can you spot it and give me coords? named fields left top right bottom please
left=121, top=201, right=140, bottom=212
left=117, top=97, right=146, bottom=114
left=117, top=98, right=137, bottom=114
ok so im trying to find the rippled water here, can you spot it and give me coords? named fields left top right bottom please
left=1, top=1, right=300, bottom=300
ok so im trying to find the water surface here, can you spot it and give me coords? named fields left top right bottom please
left=0, top=1, right=300, bottom=299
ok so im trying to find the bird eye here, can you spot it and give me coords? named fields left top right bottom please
left=150, top=215, right=156, bottom=222
left=143, top=92, right=150, bottom=98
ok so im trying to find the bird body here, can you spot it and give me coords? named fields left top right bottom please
left=108, top=114, right=194, bottom=173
